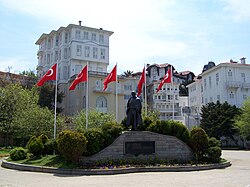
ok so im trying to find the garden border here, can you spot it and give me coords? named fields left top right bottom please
left=1, top=159, right=231, bottom=175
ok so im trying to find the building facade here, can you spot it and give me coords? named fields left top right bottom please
left=187, top=58, right=250, bottom=126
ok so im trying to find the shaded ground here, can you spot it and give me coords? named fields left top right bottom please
left=0, top=150, right=250, bottom=187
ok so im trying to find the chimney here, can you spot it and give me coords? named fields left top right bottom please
left=79, top=21, right=82, bottom=26
left=240, top=57, right=246, bottom=64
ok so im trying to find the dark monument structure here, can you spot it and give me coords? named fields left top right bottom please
left=80, top=91, right=193, bottom=165
left=126, top=91, right=142, bottom=130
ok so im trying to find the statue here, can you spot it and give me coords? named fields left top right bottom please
left=126, top=91, right=142, bottom=130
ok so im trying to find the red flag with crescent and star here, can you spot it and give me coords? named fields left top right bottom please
left=36, top=63, right=57, bottom=86
left=137, top=67, right=145, bottom=97
left=69, top=65, right=88, bottom=90
left=103, top=65, right=117, bottom=91
left=156, top=66, right=172, bottom=93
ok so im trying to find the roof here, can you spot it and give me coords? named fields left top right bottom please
left=35, top=23, right=114, bottom=45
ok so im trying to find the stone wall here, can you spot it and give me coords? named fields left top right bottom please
left=80, top=131, right=193, bottom=164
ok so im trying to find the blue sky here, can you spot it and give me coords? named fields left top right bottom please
left=0, top=0, right=250, bottom=75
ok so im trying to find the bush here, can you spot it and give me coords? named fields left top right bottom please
left=146, top=120, right=190, bottom=144
left=208, top=137, right=221, bottom=147
left=101, top=121, right=123, bottom=147
left=57, top=130, right=87, bottom=163
left=44, top=139, right=57, bottom=155
left=9, top=147, right=27, bottom=161
left=190, top=127, right=209, bottom=161
left=207, top=146, right=222, bottom=163
left=26, top=136, right=44, bottom=156
left=38, top=134, right=49, bottom=145
left=84, top=128, right=104, bottom=156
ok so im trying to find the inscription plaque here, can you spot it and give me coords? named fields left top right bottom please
left=125, top=141, right=155, bottom=155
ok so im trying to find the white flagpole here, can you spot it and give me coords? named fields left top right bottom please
left=116, top=63, right=118, bottom=122
left=171, top=65, right=174, bottom=120
left=144, top=64, right=147, bottom=115
left=54, top=60, right=59, bottom=140
left=86, top=61, right=89, bottom=129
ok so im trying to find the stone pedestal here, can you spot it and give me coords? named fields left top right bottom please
left=80, top=131, right=193, bottom=164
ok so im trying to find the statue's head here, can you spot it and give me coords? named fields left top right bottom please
left=131, top=91, right=136, bottom=97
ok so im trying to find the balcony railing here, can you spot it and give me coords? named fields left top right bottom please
left=227, top=81, right=250, bottom=89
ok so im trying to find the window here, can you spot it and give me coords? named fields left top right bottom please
left=91, top=33, right=96, bottom=41
left=243, top=94, right=247, bottom=100
left=83, top=96, right=86, bottom=109
left=55, top=36, right=59, bottom=46
left=77, top=45, right=82, bottom=56
left=228, top=70, right=233, bottom=77
left=204, top=78, right=207, bottom=90
left=210, top=97, right=213, bottom=102
left=217, top=95, right=220, bottom=101
left=96, top=96, right=107, bottom=108
left=93, top=47, right=98, bottom=58
left=99, top=34, right=104, bottom=43
left=55, top=51, right=58, bottom=61
left=75, top=65, right=82, bottom=74
left=68, top=47, right=71, bottom=58
left=47, top=54, right=50, bottom=64
left=241, top=73, right=246, bottom=82
left=209, top=76, right=212, bottom=88
left=216, top=73, right=219, bottom=85
left=65, top=32, right=68, bottom=43
left=97, top=67, right=103, bottom=72
left=229, top=92, right=234, bottom=99
left=124, top=85, right=132, bottom=90
left=59, top=50, right=61, bottom=60
left=47, top=38, right=51, bottom=49
left=63, top=66, right=68, bottom=79
left=76, top=30, right=81, bottom=40
left=100, top=48, right=105, bottom=59
left=83, top=31, right=89, bottom=40
left=96, top=80, right=101, bottom=90
left=64, top=48, right=67, bottom=59
left=85, top=46, right=90, bottom=57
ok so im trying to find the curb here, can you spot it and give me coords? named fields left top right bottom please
left=1, top=159, right=231, bottom=175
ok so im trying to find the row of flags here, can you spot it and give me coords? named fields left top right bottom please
left=36, top=63, right=172, bottom=94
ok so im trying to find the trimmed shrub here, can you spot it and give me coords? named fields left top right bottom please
left=146, top=120, right=190, bottom=144
left=57, top=130, right=87, bottom=163
left=26, top=136, right=44, bottom=156
left=84, top=128, right=104, bottom=156
left=101, top=121, right=123, bottom=147
left=44, top=138, right=57, bottom=155
left=138, top=116, right=154, bottom=131
left=9, top=147, right=27, bottom=161
left=190, top=127, right=209, bottom=161
left=208, top=137, right=221, bottom=147
left=207, top=146, right=222, bottom=163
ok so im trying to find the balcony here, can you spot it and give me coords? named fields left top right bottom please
left=226, top=81, right=242, bottom=88
left=242, top=83, right=250, bottom=88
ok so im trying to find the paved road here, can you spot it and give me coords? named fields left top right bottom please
left=0, top=150, right=250, bottom=187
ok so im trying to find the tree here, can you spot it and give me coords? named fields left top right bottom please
left=37, top=83, right=64, bottom=113
left=123, top=70, right=133, bottom=77
left=235, top=98, right=250, bottom=140
left=200, top=101, right=240, bottom=139
left=73, top=109, right=116, bottom=132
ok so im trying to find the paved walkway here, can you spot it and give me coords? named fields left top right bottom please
left=0, top=150, right=250, bottom=187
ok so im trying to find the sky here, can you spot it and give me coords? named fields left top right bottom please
left=0, top=0, right=250, bottom=76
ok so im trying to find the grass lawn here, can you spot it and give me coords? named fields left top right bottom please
left=8, top=155, right=78, bottom=169
left=0, top=147, right=12, bottom=158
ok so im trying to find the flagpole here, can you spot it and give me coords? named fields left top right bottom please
left=86, top=61, right=89, bottom=129
left=116, top=63, right=118, bottom=122
left=54, top=61, right=59, bottom=140
left=171, top=65, right=174, bottom=120
left=144, top=64, right=147, bottom=115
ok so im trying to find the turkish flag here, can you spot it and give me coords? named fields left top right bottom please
left=156, top=66, right=172, bottom=93
left=36, top=63, right=57, bottom=86
left=103, top=65, right=117, bottom=91
left=137, top=67, right=145, bottom=97
left=69, top=65, right=88, bottom=90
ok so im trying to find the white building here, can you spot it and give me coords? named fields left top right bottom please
left=146, top=63, right=195, bottom=126
left=187, top=58, right=250, bottom=126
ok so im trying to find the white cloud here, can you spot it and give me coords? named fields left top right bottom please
left=222, top=0, right=250, bottom=22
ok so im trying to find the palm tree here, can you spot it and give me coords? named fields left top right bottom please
left=123, top=70, right=134, bottom=77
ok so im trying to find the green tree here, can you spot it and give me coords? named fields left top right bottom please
left=37, top=83, right=64, bottom=113
left=73, top=109, right=116, bottom=131
left=235, top=98, right=250, bottom=140
left=200, top=101, right=240, bottom=139
left=123, top=70, right=133, bottom=77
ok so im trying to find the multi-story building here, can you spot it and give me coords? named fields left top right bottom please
left=35, top=22, right=144, bottom=122
left=146, top=63, right=194, bottom=125
left=187, top=58, right=250, bottom=126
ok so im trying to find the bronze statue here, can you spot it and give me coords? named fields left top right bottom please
left=126, top=91, right=142, bottom=130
